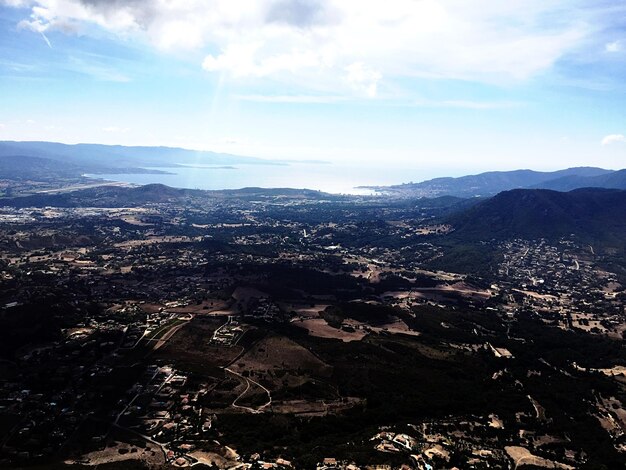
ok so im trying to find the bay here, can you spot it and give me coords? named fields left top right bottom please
left=88, top=162, right=448, bottom=195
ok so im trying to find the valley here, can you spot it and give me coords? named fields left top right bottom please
left=0, top=184, right=624, bottom=468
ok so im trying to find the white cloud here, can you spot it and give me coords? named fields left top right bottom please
left=344, top=62, right=381, bottom=97
left=441, top=100, right=521, bottom=110
left=236, top=94, right=346, bottom=104
left=16, top=15, right=53, bottom=47
left=4, top=0, right=617, bottom=96
left=237, top=94, right=522, bottom=108
left=67, top=56, right=131, bottom=82
left=601, top=134, right=626, bottom=145
left=415, top=99, right=524, bottom=110
left=0, top=0, right=31, bottom=6
left=102, top=126, right=130, bottom=133
left=605, top=40, right=622, bottom=52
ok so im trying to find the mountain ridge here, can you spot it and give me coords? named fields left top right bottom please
left=530, top=169, right=626, bottom=192
left=0, top=183, right=342, bottom=207
left=447, top=187, right=626, bottom=245
left=0, top=141, right=281, bottom=176
left=365, top=167, right=617, bottom=197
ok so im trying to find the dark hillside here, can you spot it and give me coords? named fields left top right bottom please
left=447, top=188, right=626, bottom=246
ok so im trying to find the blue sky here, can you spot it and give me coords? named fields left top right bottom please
left=0, top=0, right=625, bottom=174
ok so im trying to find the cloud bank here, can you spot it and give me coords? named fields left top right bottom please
left=601, top=134, right=626, bottom=145
left=4, top=0, right=623, bottom=97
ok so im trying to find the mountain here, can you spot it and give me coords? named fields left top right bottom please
left=0, top=184, right=199, bottom=207
left=447, top=188, right=626, bottom=245
left=0, top=141, right=280, bottom=177
left=0, top=154, right=173, bottom=181
left=365, top=167, right=615, bottom=197
left=0, top=183, right=340, bottom=208
left=0, top=155, right=85, bottom=179
left=530, top=169, right=626, bottom=191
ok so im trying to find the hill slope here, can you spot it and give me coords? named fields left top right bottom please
left=0, top=141, right=278, bottom=177
left=447, top=188, right=626, bottom=245
left=531, top=169, right=626, bottom=191
left=367, top=167, right=615, bottom=197
left=0, top=155, right=85, bottom=179
left=0, top=183, right=339, bottom=207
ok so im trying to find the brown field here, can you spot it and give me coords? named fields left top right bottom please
left=231, top=334, right=333, bottom=382
left=367, top=334, right=456, bottom=361
left=571, top=313, right=609, bottom=334
left=504, top=446, right=574, bottom=469
left=138, top=300, right=231, bottom=315
left=412, top=281, right=492, bottom=300
left=155, top=317, right=243, bottom=372
left=270, top=396, right=365, bottom=416
left=608, top=321, right=626, bottom=340
left=281, top=302, right=331, bottom=318
left=367, top=317, right=420, bottom=337
left=138, top=302, right=163, bottom=314
left=168, top=299, right=231, bottom=315
left=189, top=448, right=240, bottom=469
left=292, top=318, right=368, bottom=342
left=298, top=313, right=418, bottom=338
left=66, top=440, right=165, bottom=467
left=597, top=365, right=626, bottom=377
left=512, top=288, right=558, bottom=302
left=600, top=396, right=626, bottom=429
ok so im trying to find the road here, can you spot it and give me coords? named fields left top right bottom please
left=152, top=322, right=187, bottom=351
left=224, top=367, right=272, bottom=414
left=142, top=315, right=192, bottom=353
left=113, top=368, right=168, bottom=426
left=212, top=315, right=233, bottom=342
left=108, top=370, right=175, bottom=462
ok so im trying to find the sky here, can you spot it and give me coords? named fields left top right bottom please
left=0, top=0, right=625, bottom=175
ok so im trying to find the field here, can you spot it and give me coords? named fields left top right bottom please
left=65, top=441, right=165, bottom=467
left=231, top=334, right=333, bottom=384
left=504, top=446, right=574, bottom=469
left=292, top=318, right=368, bottom=341
left=154, top=316, right=244, bottom=374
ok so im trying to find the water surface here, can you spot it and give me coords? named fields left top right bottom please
left=89, top=162, right=446, bottom=195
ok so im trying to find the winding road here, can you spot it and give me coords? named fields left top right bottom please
left=224, top=366, right=272, bottom=414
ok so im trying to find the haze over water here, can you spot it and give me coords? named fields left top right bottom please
left=89, top=163, right=456, bottom=195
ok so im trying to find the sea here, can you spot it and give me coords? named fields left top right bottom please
left=87, top=162, right=455, bottom=195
